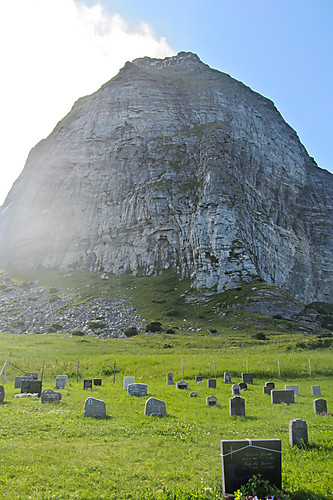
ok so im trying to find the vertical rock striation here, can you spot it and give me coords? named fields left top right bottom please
left=0, top=52, right=332, bottom=303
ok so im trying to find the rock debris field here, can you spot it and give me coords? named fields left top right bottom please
left=0, top=276, right=143, bottom=338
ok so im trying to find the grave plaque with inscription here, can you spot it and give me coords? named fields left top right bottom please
left=285, top=384, right=299, bottom=396
left=224, top=372, right=232, bottom=384
left=221, top=439, right=281, bottom=494
left=311, top=385, right=321, bottom=396
left=176, top=380, right=189, bottom=390
left=195, top=375, right=202, bottom=383
left=206, top=395, right=218, bottom=406
left=166, top=372, right=174, bottom=385
left=41, top=388, right=62, bottom=404
left=127, top=383, right=147, bottom=397
left=207, top=379, right=216, bottom=389
left=94, top=378, right=102, bottom=386
left=144, top=397, right=167, bottom=416
left=289, top=419, right=308, bottom=447
left=271, top=390, right=294, bottom=404
left=314, top=398, right=327, bottom=414
left=83, top=379, right=93, bottom=390
left=21, top=380, right=42, bottom=396
left=230, top=396, right=245, bottom=416
left=241, top=373, right=253, bottom=384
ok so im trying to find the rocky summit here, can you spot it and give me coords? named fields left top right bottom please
left=0, top=52, right=332, bottom=304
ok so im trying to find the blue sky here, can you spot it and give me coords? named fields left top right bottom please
left=0, top=0, right=332, bottom=204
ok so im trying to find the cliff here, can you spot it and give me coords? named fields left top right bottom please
left=0, top=52, right=332, bottom=303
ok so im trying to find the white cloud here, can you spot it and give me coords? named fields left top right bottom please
left=0, top=0, right=174, bottom=204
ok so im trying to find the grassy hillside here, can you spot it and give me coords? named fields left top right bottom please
left=0, top=268, right=332, bottom=499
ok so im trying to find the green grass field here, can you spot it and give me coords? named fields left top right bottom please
left=0, top=269, right=332, bottom=499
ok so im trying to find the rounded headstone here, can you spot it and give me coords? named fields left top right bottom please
left=144, top=397, right=166, bottom=416
left=0, top=385, right=5, bottom=403
left=84, top=397, right=106, bottom=418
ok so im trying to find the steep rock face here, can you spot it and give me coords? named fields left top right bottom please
left=0, top=52, right=332, bottom=303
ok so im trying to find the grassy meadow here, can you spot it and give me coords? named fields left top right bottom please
left=0, top=269, right=332, bottom=499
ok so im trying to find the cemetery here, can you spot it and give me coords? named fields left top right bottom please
left=0, top=270, right=331, bottom=499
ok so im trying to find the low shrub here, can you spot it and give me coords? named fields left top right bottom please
left=146, top=321, right=163, bottom=333
left=124, top=327, right=138, bottom=337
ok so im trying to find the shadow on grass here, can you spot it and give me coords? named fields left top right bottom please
left=290, top=490, right=328, bottom=500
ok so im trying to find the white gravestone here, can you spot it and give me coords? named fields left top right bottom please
left=285, top=385, right=299, bottom=396
left=123, top=376, right=135, bottom=390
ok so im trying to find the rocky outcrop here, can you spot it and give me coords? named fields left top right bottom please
left=0, top=52, right=332, bottom=303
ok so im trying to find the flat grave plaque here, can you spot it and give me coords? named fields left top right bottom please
left=94, top=378, right=102, bottom=386
left=221, top=439, right=281, bottom=494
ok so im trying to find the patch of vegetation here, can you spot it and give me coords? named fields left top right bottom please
left=88, top=321, right=107, bottom=330
left=146, top=321, right=163, bottom=333
left=124, top=326, right=138, bottom=337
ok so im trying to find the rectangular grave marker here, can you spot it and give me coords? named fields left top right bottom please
left=123, top=376, right=135, bottom=390
left=224, top=372, right=232, bottom=384
left=221, top=439, right=281, bottom=494
left=21, top=380, right=42, bottom=396
left=241, top=372, right=253, bottom=384
left=285, top=384, right=299, bottom=396
left=127, top=383, right=147, bottom=397
left=83, top=379, right=92, bottom=390
left=207, top=379, right=216, bottom=389
left=289, top=419, right=308, bottom=447
left=311, top=385, right=321, bottom=396
left=313, top=398, right=327, bottom=414
left=176, top=380, right=189, bottom=390
left=229, top=396, right=245, bottom=416
left=166, top=372, right=174, bottom=385
left=271, top=389, right=295, bottom=404
left=94, top=378, right=102, bottom=386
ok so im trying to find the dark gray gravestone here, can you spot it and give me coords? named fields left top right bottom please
left=21, top=380, right=42, bottom=396
left=230, top=396, right=245, bottom=416
left=144, top=397, right=166, bottom=416
left=207, top=379, right=216, bottom=389
left=127, top=383, right=147, bottom=397
left=166, top=372, right=174, bottom=385
left=189, top=392, right=199, bottom=397
left=241, top=373, right=253, bottom=384
left=94, top=378, right=102, bottom=386
left=311, top=385, right=321, bottom=396
left=25, top=373, right=38, bottom=380
left=289, top=419, right=308, bottom=447
left=263, top=382, right=275, bottom=395
left=239, top=382, right=247, bottom=391
left=224, top=372, right=232, bottom=383
left=83, top=379, right=92, bottom=390
left=84, top=397, right=106, bottom=418
left=221, top=439, right=281, bottom=494
left=232, top=384, right=241, bottom=396
left=313, top=398, right=327, bottom=414
left=15, top=377, right=24, bottom=389
left=271, top=390, right=295, bottom=404
left=123, top=376, right=135, bottom=390
left=0, top=385, right=4, bottom=403
left=195, top=375, right=202, bottom=383
left=206, top=395, right=217, bottom=406
left=285, top=384, right=299, bottom=396
left=176, top=380, right=189, bottom=390
left=41, top=388, right=62, bottom=404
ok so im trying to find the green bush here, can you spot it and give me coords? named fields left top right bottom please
left=71, top=330, right=85, bottom=336
left=146, top=321, right=163, bottom=333
left=88, top=321, right=106, bottom=330
left=124, top=327, right=138, bottom=337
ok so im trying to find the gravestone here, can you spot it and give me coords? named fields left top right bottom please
left=94, top=378, right=102, bottom=386
left=229, top=396, right=245, bottom=416
left=285, top=384, right=299, bottom=396
left=232, top=384, right=241, bottom=396
left=263, top=382, right=275, bottom=395
left=189, top=392, right=199, bottom=397
left=195, top=375, right=202, bottom=383
left=311, top=385, right=321, bottom=396
left=83, top=379, right=92, bottom=390
left=176, top=380, right=189, bottom=390
left=221, top=439, right=282, bottom=494
left=271, top=390, right=295, bottom=404
left=166, top=372, right=174, bottom=385
left=144, top=397, right=167, bottom=416
left=127, top=383, right=148, bottom=397
left=25, top=373, right=38, bottom=380
left=207, top=379, right=216, bottom=389
left=56, top=375, right=67, bottom=389
left=289, top=419, right=308, bottom=447
left=0, top=385, right=4, bottom=403
left=206, top=395, right=218, bottom=406
left=14, top=376, right=24, bottom=389
left=123, top=376, right=135, bottom=390
left=224, top=372, right=232, bottom=384
left=239, top=382, right=247, bottom=391
left=21, top=380, right=42, bottom=396
left=84, top=397, right=106, bottom=418
left=241, top=372, right=253, bottom=384
left=41, top=388, right=62, bottom=404
left=313, top=398, right=327, bottom=414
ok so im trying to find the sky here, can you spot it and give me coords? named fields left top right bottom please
left=0, top=0, right=332, bottom=205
